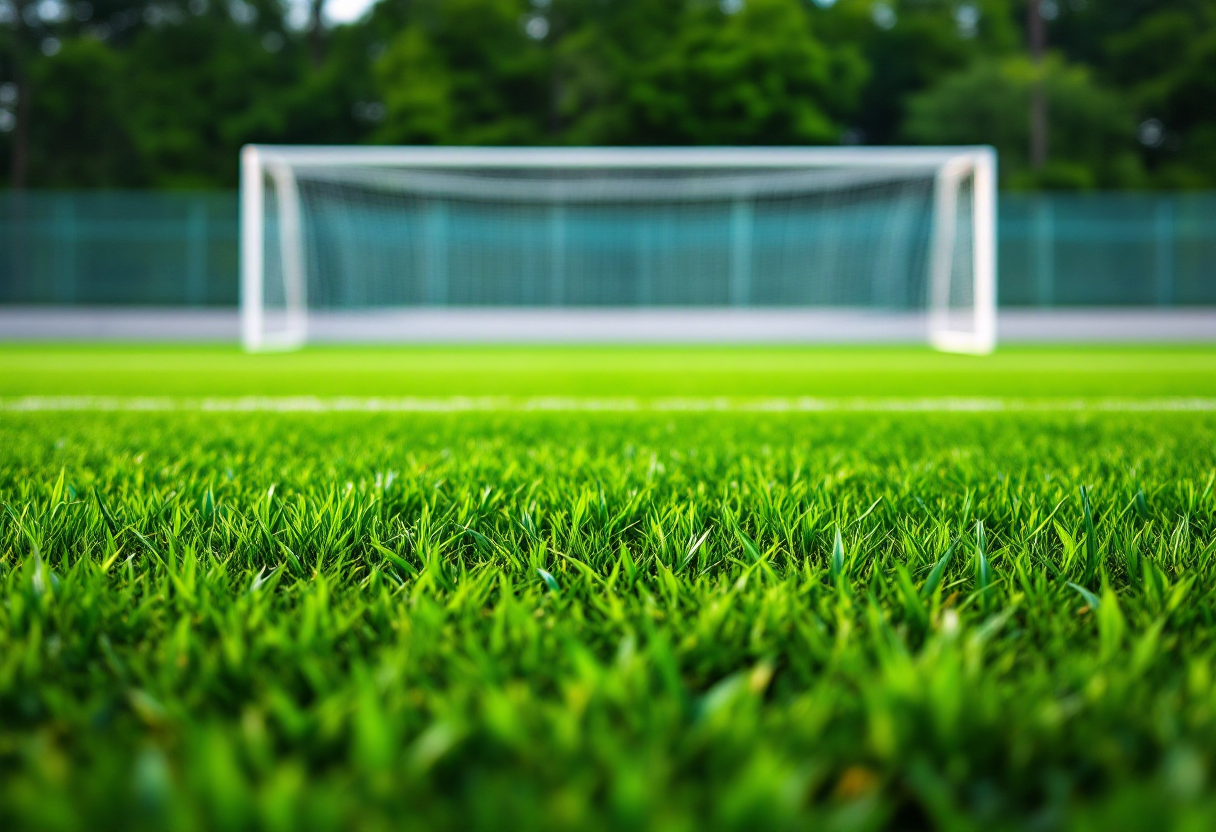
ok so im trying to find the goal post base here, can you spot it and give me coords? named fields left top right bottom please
left=930, top=329, right=997, bottom=355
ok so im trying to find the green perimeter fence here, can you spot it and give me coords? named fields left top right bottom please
left=1, top=190, right=1213, bottom=308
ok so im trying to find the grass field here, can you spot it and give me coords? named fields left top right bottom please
left=4, top=344, right=1216, bottom=399
left=3, top=345, right=1216, bottom=831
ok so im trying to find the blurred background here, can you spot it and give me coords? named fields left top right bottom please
left=0, top=0, right=1214, bottom=316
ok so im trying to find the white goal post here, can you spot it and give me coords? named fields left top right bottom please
left=241, top=145, right=996, bottom=353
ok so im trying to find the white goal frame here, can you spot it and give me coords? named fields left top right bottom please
left=241, top=145, right=997, bottom=354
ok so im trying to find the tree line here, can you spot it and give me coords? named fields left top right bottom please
left=1, top=0, right=1213, bottom=190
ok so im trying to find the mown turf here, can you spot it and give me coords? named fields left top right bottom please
left=3, top=344, right=1216, bottom=398
left=3, top=406, right=1216, bottom=831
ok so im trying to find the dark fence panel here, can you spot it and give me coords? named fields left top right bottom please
left=999, top=192, right=1216, bottom=307
left=0, top=192, right=239, bottom=306
left=2, top=190, right=1213, bottom=307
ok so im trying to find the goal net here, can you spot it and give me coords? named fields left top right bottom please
left=241, top=146, right=996, bottom=353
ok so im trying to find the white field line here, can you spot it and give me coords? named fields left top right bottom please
left=3, top=396, right=1216, bottom=413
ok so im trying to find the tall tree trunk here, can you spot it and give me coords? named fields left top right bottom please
left=7, top=0, right=32, bottom=302
left=9, top=0, right=31, bottom=188
left=309, top=0, right=325, bottom=68
left=1028, top=0, right=1048, bottom=171
left=10, top=76, right=30, bottom=189
left=548, top=35, right=563, bottom=139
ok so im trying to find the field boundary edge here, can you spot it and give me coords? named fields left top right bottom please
left=3, top=396, right=1216, bottom=413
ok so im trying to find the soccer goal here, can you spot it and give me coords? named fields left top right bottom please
left=241, top=146, right=996, bottom=353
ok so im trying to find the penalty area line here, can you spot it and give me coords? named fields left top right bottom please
left=3, top=396, right=1216, bottom=413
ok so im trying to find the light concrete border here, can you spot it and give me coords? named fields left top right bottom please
left=1, top=307, right=1214, bottom=344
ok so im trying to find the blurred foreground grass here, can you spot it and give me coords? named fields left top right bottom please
left=3, top=409, right=1216, bottom=830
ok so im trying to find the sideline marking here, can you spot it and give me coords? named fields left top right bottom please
left=3, top=396, right=1216, bottom=413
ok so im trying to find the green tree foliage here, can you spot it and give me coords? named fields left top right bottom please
left=1103, top=3, right=1216, bottom=187
left=1025, top=0, right=1216, bottom=188
left=120, top=9, right=307, bottom=186
left=1, top=0, right=1213, bottom=187
left=903, top=55, right=1143, bottom=189
left=1, top=0, right=379, bottom=187
left=21, top=37, right=143, bottom=187
left=374, top=0, right=864, bottom=146
left=812, top=0, right=1020, bottom=145
left=374, top=0, right=550, bottom=145
left=615, top=0, right=866, bottom=145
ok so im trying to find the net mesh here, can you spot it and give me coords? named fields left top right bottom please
left=253, top=158, right=986, bottom=348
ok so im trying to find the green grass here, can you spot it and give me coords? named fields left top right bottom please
left=2, top=346, right=1216, bottom=830
left=3, top=343, right=1216, bottom=398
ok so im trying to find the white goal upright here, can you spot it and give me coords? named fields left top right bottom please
left=241, top=146, right=996, bottom=353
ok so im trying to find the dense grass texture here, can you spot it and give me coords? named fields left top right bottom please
left=3, top=405, right=1216, bottom=831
